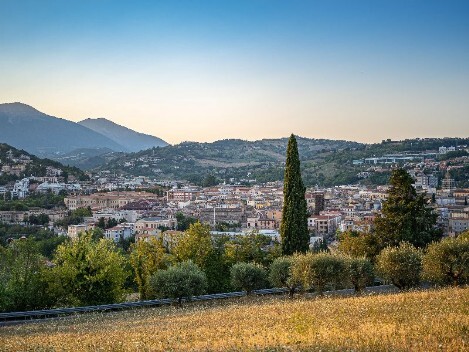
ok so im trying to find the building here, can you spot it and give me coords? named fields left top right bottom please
left=67, top=224, right=95, bottom=239
left=105, top=223, right=135, bottom=242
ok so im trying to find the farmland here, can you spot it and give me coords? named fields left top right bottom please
left=1, top=287, right=468, bottom=351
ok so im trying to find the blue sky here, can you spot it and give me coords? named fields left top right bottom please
left=1, top=0, right=468, bottom=143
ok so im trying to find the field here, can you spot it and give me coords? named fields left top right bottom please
left=1, top=287, right=468, bottom=351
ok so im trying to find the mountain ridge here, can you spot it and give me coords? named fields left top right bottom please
left=78, top=117, right=168, bottom=152
left=0, top=103, right=168, bottom=158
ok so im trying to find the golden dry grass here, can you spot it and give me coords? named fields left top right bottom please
left=1, top=287, right=468, bottom=351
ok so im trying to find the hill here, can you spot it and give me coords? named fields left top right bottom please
left=1, top=287, right=466, bottom=351
left=0, top=103, right=125, bottom=156
left=0, top=143, right=88, bottom=185
left=94, top=137, right=469, bottom=187
left=79, top=118, right=168, bottom=152
left=95, top=137, right=363, bottom=185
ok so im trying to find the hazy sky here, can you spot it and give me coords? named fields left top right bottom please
left=1, top=0, right=468, bottom=144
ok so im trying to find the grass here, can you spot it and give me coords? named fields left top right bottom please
left=1, top=287, right=468, bottom=351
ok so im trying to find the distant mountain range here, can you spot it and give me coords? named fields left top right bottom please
left=78, top=118, right=168, bottom=152
left=0, top=103, right=169, bottom=158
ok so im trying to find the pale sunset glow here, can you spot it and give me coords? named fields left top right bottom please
left=0, top=0, right=468, bottom=143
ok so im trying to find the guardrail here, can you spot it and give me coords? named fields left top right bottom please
left=0, top=288, right=288, bottom=323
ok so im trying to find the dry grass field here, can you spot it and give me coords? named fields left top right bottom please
left=1, top=287, right=468, bottom=351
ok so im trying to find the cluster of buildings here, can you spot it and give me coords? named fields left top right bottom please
left=1, top=145, right=468, bottom=244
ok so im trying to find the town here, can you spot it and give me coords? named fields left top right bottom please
left=1, top=142, right=468, bottom=247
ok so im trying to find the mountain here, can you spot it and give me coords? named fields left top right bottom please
left=0, top=103, right=126, bottom=156
left=79, top=118, right=168, bottom=152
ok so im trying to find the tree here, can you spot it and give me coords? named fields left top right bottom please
left=422, top=232, right=469, bottom=287
left=0, top=239, right=51, bottom=312
left=269, top=257, right=298, bottom=298
left=291, top=252, right=347, bottom=295
left=280, top=134, right=309, bottom=255
left=230, top=262, right=267, bottom=295
left=175, top=212, right=197, bottom=231
left=173, top=222, right=229, bottom=293
left=374, top=169, right=441, bottom=249
left=45, top=231, right=129, bottom=306
left=149, top=261, right=207, bottom=306
left=224, top=232, right=279, bottom=267
left=376, top=242, right=422, bottom=290
left=129, top=237, right=173, bottom=299
left=337, top=230, right=381, bottom=261
left=346, top=257, right=374, bottom=294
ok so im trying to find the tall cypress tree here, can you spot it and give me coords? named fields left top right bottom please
left=280, top=134, right=309, bottom=255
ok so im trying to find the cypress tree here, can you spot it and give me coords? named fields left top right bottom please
left=280, top=134, right=309, bottom=255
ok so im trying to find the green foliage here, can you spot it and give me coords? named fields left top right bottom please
left=376, top=242, right=422, bottom=290
left=202, top=174, right=218, bottom=187
left=291, top=252, right=347, bottom=295
left=27, top=213, right=50, bottom=225
left=346, top=257, right=375, bottom=293
left=149, top=261, right=207, bottom=305
left=55, top=207, right=93, bottom=227
left=269, top=256, right=298, bottom=297
left=45, top=231, right=129, bottom=306
left=0, top=191, right=65, bottom=211
left=374, top=169, right=441, bottom=249
left=175, top=212, right=198, bottom=231
left=173, top=222, right=229, bottom=293
left=311, top=238, right=329, bottom=253
left=230, top=262, right=268, bottom=295
left=280, top=134, right=309, bottom=255
left=422, top=232, right=469, bottom=286
left=337, top=230, right=381, bottom=261
left=0, top=239, right=52, bottom=312
left=129, top=238, right=173, bottom=299
left=224, top=232, right=280, bottom=267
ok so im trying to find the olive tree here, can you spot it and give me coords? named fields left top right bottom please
left=230, top=262, right=267, bottom=295
left=291, top=252, right=347, bottom=295
left=149, top=261, right=207, bottom=306
left=346, top=257, right=374, bottom=294
left=423, top=232, right=469, bottom=287
left=269, top=256, right=299, bottom=298
left=376, top=242, right=422, bottom=290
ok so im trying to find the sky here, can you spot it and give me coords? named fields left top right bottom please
left=0, top=0, right=468, bottom=145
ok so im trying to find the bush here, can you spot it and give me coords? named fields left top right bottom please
left=423, top=233, right=469, bottom=287
left=346, top=257, right=374, bottom=293
left=230, top=262, right=267, bottom=295
left=149, top=261, right=207, bottom=305
left=291, top=252, right=347, bottom=295
left=376, top=242, right=422, bottom=290
left=269, top=257, right=298, bottom=297
left=45, top=232, right=129, bottom=307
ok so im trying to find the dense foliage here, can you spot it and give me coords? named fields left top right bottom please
left=280, top=134, right=309, bottom=255
left=375, top=169, right=441, bottom=249
left=422, top=231, right=469, bottom=286
left=149, top=261, right=207, bottom=305
left=230, top=262, right=267, bottom=295
left=376, top=242, right=422, bottom=290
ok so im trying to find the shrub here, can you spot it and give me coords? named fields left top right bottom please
left=46, top=231, right=129, bottom=306
left=291, top=252, right=347, bottom=295
left=423, top=233, right=469, bottom=287
left=230, top=262, right=267, bottom=295
left=149, top=261, right=207, bottom=305
left=269, top=257, right=298, bottom=297
left=376, top=242, right=422, bottom=290
left=346, top=257, right=374, bottom=293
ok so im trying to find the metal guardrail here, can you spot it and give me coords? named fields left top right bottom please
left=0, top=288, right=288, bottom=323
